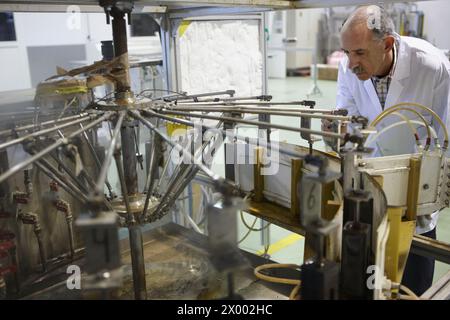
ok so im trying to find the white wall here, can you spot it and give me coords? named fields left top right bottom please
left=416, top=0, right=450, bottom=50
left=0, top=12, right=112, bottom=92
left=286, top=9, right=322, bottom=69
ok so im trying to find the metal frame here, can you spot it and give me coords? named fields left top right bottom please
left=0, top=0, right=435, bottom=12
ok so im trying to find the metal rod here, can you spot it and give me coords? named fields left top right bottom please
left=34, top=227, right=46, bottom=272
left=0, top=113, right=112, bottom=185
left=169, top=94, right=270, bottom=104
left=47, top=151, right=90, bottom=193
left=160, top=90, right=235, bottom=102
left=120, top=124, right=139, bottom=195
left=174, top=101, right=331, bottom=109
left=162, top=106, right=351, bottom=121
left=154, top=121, right=224, bottom=215
left=36, top=158, right=90, bottom=203
left=114, top=151, right=133, bottom=221
left=154, top=146, right=174, bottom=191
left=142, top=109, right=324, bottom=159
left=0, top=114, right=94, bottom=152
left=0, top=113, right=88, bottom=138
left=129, top=110, right=222, bottom=183
left=94, top=112, right=125, bottom=195
left=79, top=123, right=115, bottom=198
left=34, top=161, right=88, bottom=204
left=128, top=225, right=147, bottom=300
left=156, top=110, right=345, bottom=139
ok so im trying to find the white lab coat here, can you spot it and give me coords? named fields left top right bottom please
left=336, top=35, right=450, bottom=234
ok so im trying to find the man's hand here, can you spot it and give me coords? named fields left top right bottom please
left=321, top=118, right=342, bottom=152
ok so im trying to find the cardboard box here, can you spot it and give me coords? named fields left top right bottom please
left=315, top=64, right=339, bottom=81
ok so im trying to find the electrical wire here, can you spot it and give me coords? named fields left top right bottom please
left=370, top=106, right=432, bottom=150
left=365, top=119, right=440, bottom=151
left=372, top=102, right=449, bottom=150
left=399, top=284, right=420, bottom=300
left=240, top=210, right=272, bottom=232
left=254, top=263, right=302, bottom=300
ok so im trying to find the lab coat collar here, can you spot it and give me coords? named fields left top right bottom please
left=385, top=37, right=410, bottom=108
left=362, top=37, right=410, bottom=112
left=364, top=79, right=383, bottom=116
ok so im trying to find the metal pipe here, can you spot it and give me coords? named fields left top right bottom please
left=128, top=225, right=147, bottom=300
left=79, top=123, right=115, bottom=198
left=156, top=109, right=344, bottom=139
left=0, top=113, right=112, bottom=184
left=0, top=113, right=89, bottom=138
left=163, top=106, right=351, bottom=121
left=114, top=151, right=132, bottom=221
left=111, top=8, right=130, bottom=93
left=34, top=161, right=88, bottom=205
left=168, top=94, right=269, bottom=104
left=154, top=146, right=174, bottom=191
left=36, top=158, right=90, bottom=203
left=120, top=125, right=139, bottom=195
left=34, top=226, right=46, bottom=272
left=54, top=199, right=75, bottom=259
left=161, top=90, right=235, bottom=102
left=144, top=134, right=157, bottom=195
left=142, top=110, right=318, bottom=160
left=95, top=112, right=126, bottom=195
left=0, top=114, right=94, bottom=152
left=174, top=101, right=333, bottom=109
left=147, top=119, right=222, bottom=217
left=47, top=151, right=90, bottom=193
left=129, top=110, right=222, bottom=184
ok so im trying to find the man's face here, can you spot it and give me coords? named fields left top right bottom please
left=340, top=26, right=387, bottom=81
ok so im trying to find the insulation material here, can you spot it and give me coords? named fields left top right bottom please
left=179, top=20, right=263, bottom=97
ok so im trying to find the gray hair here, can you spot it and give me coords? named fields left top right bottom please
left=342, top=5, right=396, bottom=40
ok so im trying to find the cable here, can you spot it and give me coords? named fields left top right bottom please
left=237, top=217, right=258, bottom=244
left=399, top=284, right=420, bottom=300
left=370, top=106, right=432, bottom=150
left=365, top=119, right=440, bottom=151
left=240, top=210, right=272, bottom=232
left=254, top=263, right=301, bottom=300
left=137, top=88, right=188, bottom=99
left=372, top=102, right=449, bottom=150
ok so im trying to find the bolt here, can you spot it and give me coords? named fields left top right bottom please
left=423, top=184, right=429, bottom=190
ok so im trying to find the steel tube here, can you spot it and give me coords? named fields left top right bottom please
left=0, top=114, right=94, bottom=152
left=79, top=123, right=115, bottom=198
left=95, top=112, right=125, bottom=195
left=129, top=110, right=221, bottom=183
left=128, top=225, right=147, bottom=300
left=142, top=110, right=320, bottom=159
left=120, top=125, right=139, bottom=195
left=163, top=107, right=351, bottom=121
left=156, top=110, right=344, bottom=139
left=0, top=113, right=89, bottom=138
left=0, top=113, right=111, bottom=185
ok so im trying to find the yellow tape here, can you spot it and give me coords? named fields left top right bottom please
left=166, top=118, right=189, bottom=137
left=179, top=21, right=191, bottom=38
left=256, top=233, right=303, bottom=256
left=37, top=86, right=88, bottom=96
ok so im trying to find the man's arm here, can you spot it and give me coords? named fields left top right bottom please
left=322, top=59, right=357, bottom=149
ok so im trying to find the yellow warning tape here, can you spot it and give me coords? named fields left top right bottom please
left=256, top=233, right=303, bottom=256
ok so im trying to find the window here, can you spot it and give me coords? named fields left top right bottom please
left=130, top=14, right=160, bottom=37
left=0, top=13, right=16, bottom=41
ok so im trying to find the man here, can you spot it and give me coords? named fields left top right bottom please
left=323, top=5, right=450, bottom=296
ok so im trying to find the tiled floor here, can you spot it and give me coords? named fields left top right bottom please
left=237, top=76, right=450, bottom=284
